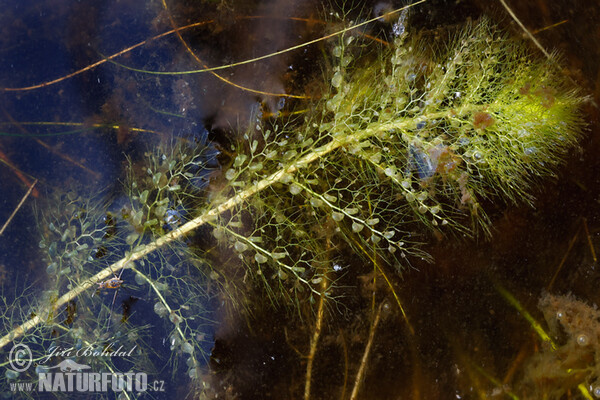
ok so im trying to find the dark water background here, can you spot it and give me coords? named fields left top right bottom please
left=0, top=0, right=599, bottom=399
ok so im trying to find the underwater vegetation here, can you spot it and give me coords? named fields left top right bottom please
left=520, top=293, right=600, bottom=399
left=0, top=1, right=592, bottom=399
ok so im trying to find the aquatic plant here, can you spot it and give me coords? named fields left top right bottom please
left=0, top=9, right=587, bottom=398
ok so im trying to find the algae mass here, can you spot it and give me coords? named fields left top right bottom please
left=0, top=9, right=587, bottom=399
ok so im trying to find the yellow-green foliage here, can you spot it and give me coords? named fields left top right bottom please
left=212, top=19, right=585, bottom=302
left=0, top=16, right=587, bottom=395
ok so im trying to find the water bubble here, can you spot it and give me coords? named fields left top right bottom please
left=152, top=172, right=162, bottom=186
left=234, top=241, right=248, bottom=253
left=277, top=270, right=288, bottom=280
left=46, top=263, right=57, bottom=274
left=366, top=218, right=379, bottom=226
left=310, top=198, right=324, bottom=208
left=139, top=190, right=149, bottom=204
left=289, top=183, right=302, bottom=195
left=248, top=162, right=263, bottom=172
left=154, top=302, right=168, bottom=317
left=352, top=222, right=364, bottom=233
left=225, top=168, right=236, bottom=180
left=182, top=342, right=194, bottom=354
left=233, top=154, right=247, bottom=167
left=126, top=233, right=140, bottom=245
left=255, top=253, right=268, bottom=264
left=169, top=312, right=181, bottom=325
left=577, top=333, right=589, bottom=346
left=134, top=273, right=146, bottom=286
left=331, top=71, right=343, bottom=88
left=332, top=212, right=344, bottom=222
left=5, top=370, right=19, bottom=380
left=323, top=194, right=337, bottom=203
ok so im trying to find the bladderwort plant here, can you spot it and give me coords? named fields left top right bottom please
left=0, top=137, right=219, bottom=396
left=0, top=10, right=586, bottom=397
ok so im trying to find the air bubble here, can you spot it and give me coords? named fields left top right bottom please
left=249, top=162, right=263, bottom=172
left=234, top=154, right=247, bottom=167
left=577, top=333, right=589, bottom=346
left=384, top=167, right=396, bottom=177
left=169, top=312, right=181, bottom=325
left=225, top=168, right=236, bottom=180
left=5, top=370, right=19, bottom=380
left=152, top=172, right=162, bottom=186
left=234, top=241, right=248, bottom=253
left=331, top=71, right=343, bottom=88
left=135, top=273, right=146, bottom=286
left=332, top=212, right=344, bottom=221
left=46, top=263, right=57, bottom=274
left=310, top=198, right=324, bottom=208
left=182, top=342, right=194, bottom=354
left=369, top=152, right=382, bottom=163
left=126, top=232, right=140, bottom=245
left=289, top=184, right=302, bottom=195
left=277, top=270, right=288, bottom=280
left=255, top=253, right=268, bottom=264
left=352, top=222, right=364, bottom=233
left=154, top=302, right=168, bottom=318
left=345, top=207, right=359, bottom=215
left=323, top=194, right=337, bottom=203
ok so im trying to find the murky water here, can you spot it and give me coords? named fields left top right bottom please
left=0, top=0, right=599, bottom=399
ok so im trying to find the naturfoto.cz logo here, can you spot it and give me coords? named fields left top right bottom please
left=7, top=343, right=165, bottom=394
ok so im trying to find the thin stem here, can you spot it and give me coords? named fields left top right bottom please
left=349, top=301, right=384, bottom=400
left=0, top=179, right=37, bottom=236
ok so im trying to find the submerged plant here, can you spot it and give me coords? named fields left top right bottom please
left=0, top=10, right=587, bottom=398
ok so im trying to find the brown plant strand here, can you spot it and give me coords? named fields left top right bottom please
left=0, top=180, right=38, bottom=236
left=349, top=301, right=384, bottom=400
